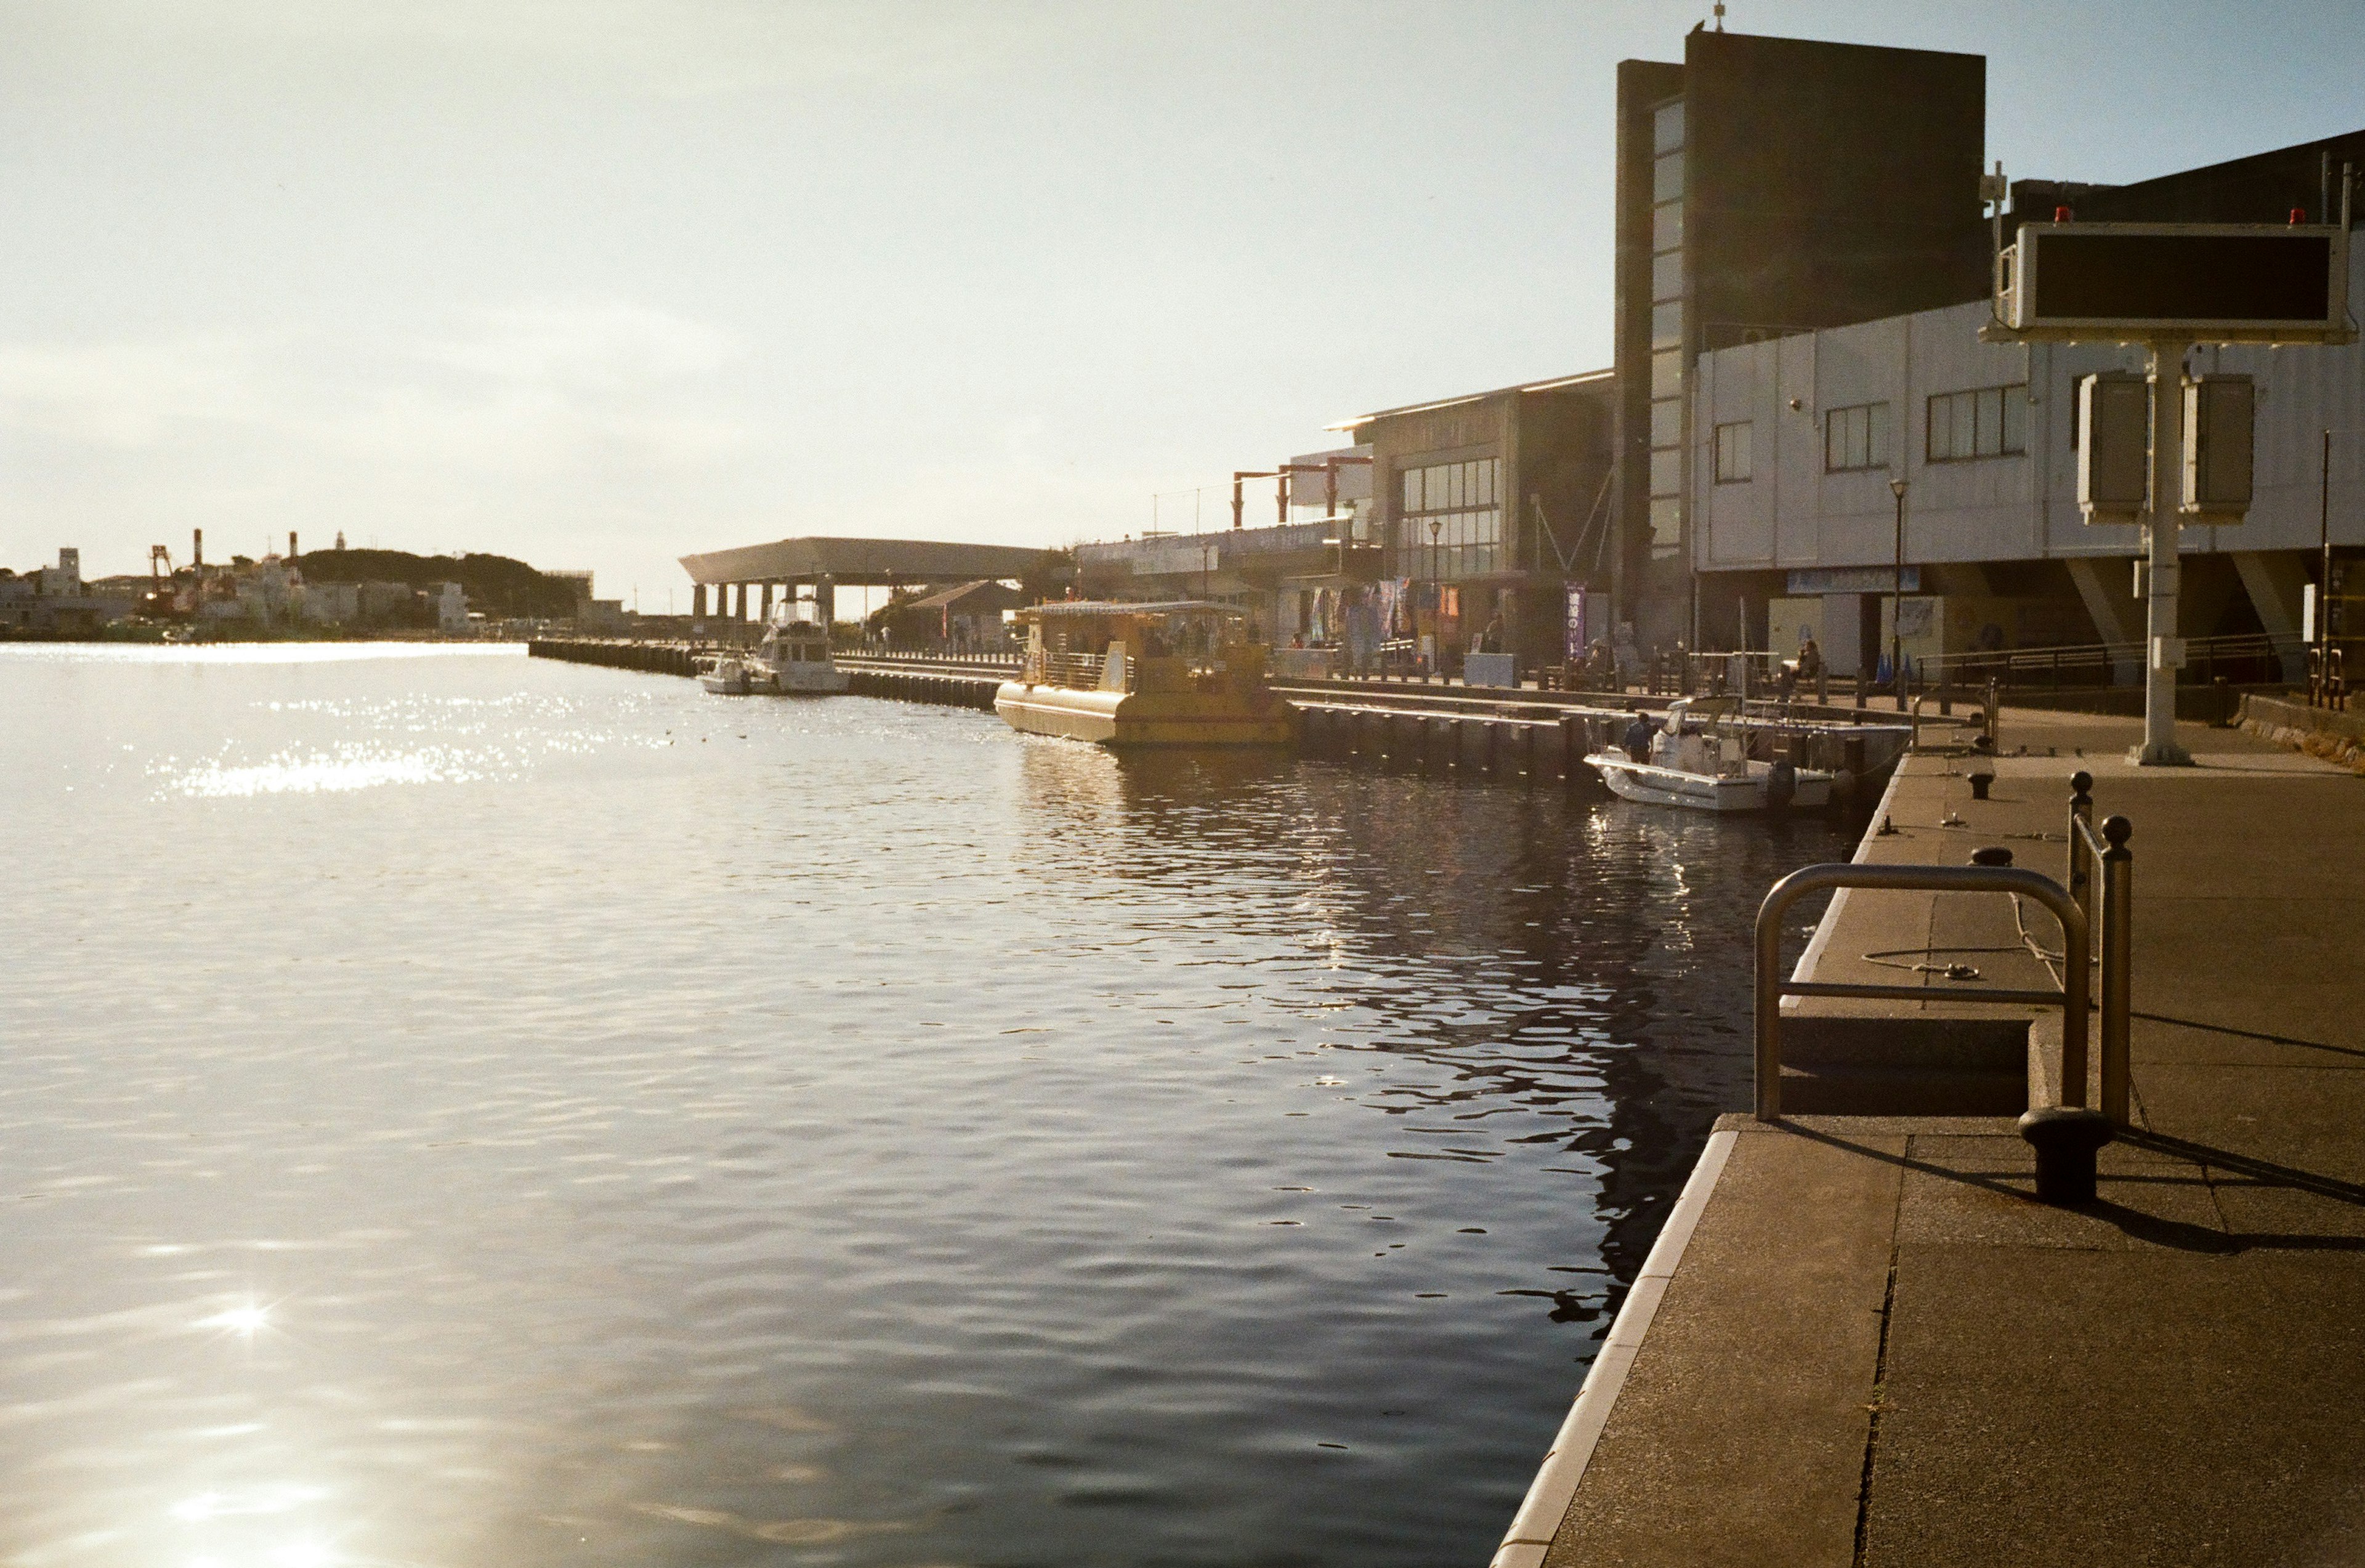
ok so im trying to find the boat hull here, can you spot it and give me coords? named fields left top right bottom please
left=994, top=683, right=1296, bottom=747
left=750, top=664, right=849, bottom=695
left=1586, top=751, right=1832, bottom=813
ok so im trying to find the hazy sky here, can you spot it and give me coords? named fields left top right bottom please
left=6, top=1, right=2363, bottom=604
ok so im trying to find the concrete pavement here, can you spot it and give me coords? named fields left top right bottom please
left=1498, top=706, right=2365, bottom=1567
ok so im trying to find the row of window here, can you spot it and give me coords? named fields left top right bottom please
left=1401, top=456, right=1502, bottom=516
left=1710, top=383, right=2030, bottom=483
left=1397, top=507, right=1504, bottom=555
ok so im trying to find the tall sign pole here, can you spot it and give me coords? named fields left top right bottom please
left=1983, top=173, right=2351, bottom=763
left=2140, top=341, right=2192, bottom=765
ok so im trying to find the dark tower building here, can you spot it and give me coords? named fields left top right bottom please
left=1613, top=29, right=1989, bottom=650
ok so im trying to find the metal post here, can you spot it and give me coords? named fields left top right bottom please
left=1890, top=478, right=1909, bottom=711
left=2139, top=343, right=2194, bottom=764
left=2099, top=815, right=2134, bottom=1127
left=2067, top=769, right=2095, bottom=927
left=2323, top=426, right=2335, bottom=693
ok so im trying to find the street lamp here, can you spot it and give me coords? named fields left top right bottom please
left=1890, top=477, right=1909, bottom=711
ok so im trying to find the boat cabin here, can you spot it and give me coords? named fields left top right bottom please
left=761, top=604, right=832, bottom=665
left=1016, top=601, right=1269, bottom=697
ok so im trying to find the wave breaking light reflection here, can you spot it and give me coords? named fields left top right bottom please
left=0, top=644, right=1851, bottom=1566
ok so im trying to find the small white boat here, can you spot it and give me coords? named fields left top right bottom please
left=1588, top=698, right=1832, bottom=813
left=698, top=657, right=751, bottom=695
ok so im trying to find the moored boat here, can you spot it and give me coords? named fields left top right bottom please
left=1587, top=697, right=1832, bottom=813
left=698, top=605, right=849, bottom=697
left=995, top=601, right=1296, bottom=746
left=746, top=605, right=849, bottom=695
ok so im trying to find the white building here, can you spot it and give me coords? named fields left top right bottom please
left=430, top=582, right=469, bottom=632
left=1688, top=249, right=2365, bottom=683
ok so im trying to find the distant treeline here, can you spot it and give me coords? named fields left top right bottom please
left=294, top=549, right=578, bottom=619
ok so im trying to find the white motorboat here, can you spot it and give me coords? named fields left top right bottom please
left=1587, top=698, right=1832, bottom=813
left=700, top=606, right=849, bottom=697
left=746, top=607, right=849, bottom=695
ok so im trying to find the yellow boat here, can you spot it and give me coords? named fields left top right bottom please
left=995, top=600, right=1298, bottom=747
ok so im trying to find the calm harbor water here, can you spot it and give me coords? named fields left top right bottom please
left=0, top=643, right=1852, bottom=1568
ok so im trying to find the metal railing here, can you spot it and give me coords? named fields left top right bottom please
left=1026, top=650, right=1116, bottom=690
left=2308, top=643, right=2349, bottom=710
left=1754, top=778, right=2135, bottom=1125
left=1921, top=629, right=2305, bottom=691
left=844, top=647, right=1022, bottom=671
left=1755, top=863, right=2088, bottom=1121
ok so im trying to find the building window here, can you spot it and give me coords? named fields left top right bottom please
left=1715, top=421, right=1752, bottom=483
left=1824, top=402, right=1891, bottom=472
left=1649, top=496, right=1682, bottom=556
left=1653, top=98, right=1684, bottom=154
left=1649, top=301, right=1682, bottom=352
left=1399, top=456, right=1505, bottom=579
left=1647, top=94, right=1684, bottom=558
left=1652, top=201, right=1683, bottom=253
left=1649, top=448, right=1683, bottom=498
left=1651, top=349, right=1683, bottom=400
left=1652, top=148, right=1683, bottom=204
left=1927, top=384, right=2029, bottom=462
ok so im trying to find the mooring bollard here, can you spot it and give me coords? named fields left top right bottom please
left=2018, top=1105, right=2112, bottom=1205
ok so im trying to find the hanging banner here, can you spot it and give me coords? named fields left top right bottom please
left=1564, top=584, right=1590, bottom=664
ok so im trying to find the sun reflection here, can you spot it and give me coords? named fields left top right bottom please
left=196, top=1300, right=272, bottom=1337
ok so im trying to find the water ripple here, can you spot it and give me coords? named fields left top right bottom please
left=0, top=643, right=1851, bottom=1567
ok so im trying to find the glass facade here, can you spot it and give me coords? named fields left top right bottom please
left=1647, top=96, right=1685, bottom=559
left=1399, top=456, right=1505, bottom=580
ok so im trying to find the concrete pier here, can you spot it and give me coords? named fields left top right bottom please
left=524, top=640, right=1009, bottom=710
left=1497, top=707, right=2365, bottom=1567
left=523, top=640, right=1915, bottom=792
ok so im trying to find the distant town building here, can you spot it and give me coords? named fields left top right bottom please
left=0, top=548, right=129, bottom=634
left=303, top=581, right=361, bottom=625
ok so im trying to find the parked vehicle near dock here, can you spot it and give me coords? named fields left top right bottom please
left=995, top=601, right=1296, bottom=746
left=1588, top=697, right=1835, bottom=812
